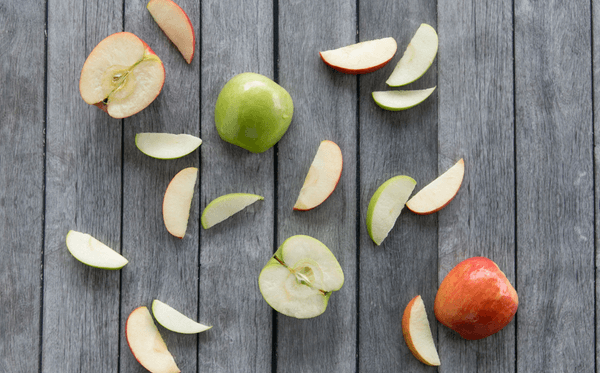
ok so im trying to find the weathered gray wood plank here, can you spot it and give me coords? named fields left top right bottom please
left=595, top=0, right=600, bottom=369
left=515, top=0, right=595, bottom=371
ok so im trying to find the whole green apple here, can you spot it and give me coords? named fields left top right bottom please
left=214, top=72, right=294, bottom=153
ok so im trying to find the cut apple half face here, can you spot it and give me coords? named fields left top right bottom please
left=201, top=193, right=264, bottom=229
left=126, top=306, right=180, bottom=373
left=406, top=158, right=464, bottom=214
left=79, top=32, right=165, bottom=119
left=294, top=140, right=343, bottom=211
left=65, top=230, right=128, bottom=269
left=152, top=300, right=211, bottom=334
left=386, top=23, right=438, bottom=87
left=402, top=295, right=441, bottom=366
left=372, top=87, right=436, bottom=111
left=319, top=37, right=397, bottom=74
left=135, top=133, right=202, bottom=159
left=366, top=175, right=416, bottom=245
left=147, top=0, right=195, bottom=64
left=163, top=167, right=198, bottom=238
left=258, top=235, right=344, bottom=319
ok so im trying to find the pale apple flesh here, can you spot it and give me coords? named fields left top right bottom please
left=147, top=0, right=195, bottom=64
left=402, top=295, right=441, bottom=366
left=135, top=133, right=202, bottom=159
left=163, top=167, right=198, bottom=238
left=152, top=300, right=211, bottom=334
left=294, top=140, right=343, bottom=211
left=319, top=37, right=397, bottom=74
left=201, top=193, right=263, bottom=229
left=65, top=230, right=128, bottom=269
left=406, top=158, right=464, bottom=214
left=372, top=87, right=436, bottom=111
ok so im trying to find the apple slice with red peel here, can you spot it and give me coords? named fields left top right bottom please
left=66, top=230, right=128, bottom=269
left=135, top=133, right=202, bottom=159
left=79, top=32, right=165, bottom=119
left=147, top=0, right=195, bottom=64
left=126, top=306, right=180, bottom=373
left=372, top=87, right=436, bottom=111
left=201, top=193, right=264, bottom=229
left=402, top=295, right=441, bottom=366
left=163, top=167, right=198, bottom=238
left=406, top=158, right=464, bottom=215
left=294, top=140, right=343, bottom=211
left=319, top=37, right=397, bottom=74
left=152, top=300, right=212, bottom=334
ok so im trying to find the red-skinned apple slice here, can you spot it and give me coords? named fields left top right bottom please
left=147, top=0, right=195, bottom=64
left=294, top=140, right=343, bottom=211
left=319, top=37, right=397, bottom=74
left=406, top=158, right=464, bottom=214
left=79, top=32, right=165, bottom=119
left=163, top=167, right=198, bottom=238
left=126, top=306, right=180, bottom=373
left=402, top=295, right=441, bottom=366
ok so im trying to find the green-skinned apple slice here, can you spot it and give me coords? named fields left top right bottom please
left=65, top=230, right=128, bottom=269
left=406, top=158, right=464, bottom=214
left=135, top=133, right=202, bottom=159
left=386, top=24, right=438, bottom=87
left=319, top=37, right=397, bottom=74
left=201, top=193, right=264, bottom=229
left=372, top=87, right=436, bottom=111
left=152, top=300, right=211, bottom=334
left=258, top=235, right=344, bottom=319
left=402, top=295, right=441, bottom=366
left=366, top=175, right=416, bottom=245
left=147, top=0, right=195, bottom=64
left=163, top=167, right=198, bottom=238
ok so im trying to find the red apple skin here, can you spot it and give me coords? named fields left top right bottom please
left=402, top=295, right=437, bottom=366
left=434, top=256, right=518, bottom=340
left=318, top=52, right=393, bottom=74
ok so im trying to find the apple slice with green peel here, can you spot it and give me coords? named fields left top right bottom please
left=135, top=133, right=202, bottom=159
left=152, top=300, right=212, bottom=334
left=366, top=175, right=416, bottom=245
left=386, top=24, right=438, bottom=87
left=147, top=0, right=195, bottom=64
left=65, top=230, right=128, bottom=269
left=402, top=295, right=441, bottom=366
left=201, top=193, right=264, bottom=229
left=372, top=87, right=436, bottom=111
left=293, top=140, right=343, bottom=211
left=258, top=235, right=344, bottom=319
left=319, top=37, right=397, bottom=74
left=163, top=167, right=198, bottom=238
left=406, top=158, right=465, bottom=215
left=126, top=306, right=180, bottom=373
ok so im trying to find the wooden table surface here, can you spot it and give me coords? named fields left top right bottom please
left=1, top=0, right=597, bottom=372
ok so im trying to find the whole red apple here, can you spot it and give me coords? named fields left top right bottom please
left=434, top=256, right=518, bottom=340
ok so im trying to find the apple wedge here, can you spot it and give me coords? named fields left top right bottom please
left=406, top=158, right=464, bottom=214
left=126, top=306, right=180, bottom=373
left=366, top=175, right=416, bottom=245
left=135, top=133, right=202, bottom=159
left=163, top=167, right=198, bottom=238
left=152, top=300, right=212, bottom=334
left=79, top=32, right=165, bottom=119
left=65, top=230, right=128, bottom=269
left=258, top=235, right=344, bottom=319
left=319, top=37, right=397, bottom=74
left=386, top=23, right=438, bottom=87
left=294, top=140, right=343, bottom=211
left=402, top=295, right=441, bottom=366
left=372, top=87, right=436, bottom=111
left=147, top=0, right=195, bottom=64
left=201, top=193, right=264, bottom=229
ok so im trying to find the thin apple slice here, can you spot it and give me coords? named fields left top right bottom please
left=126, top=306, right=180, bottom=373
left=163, top=167, right=198, bottom=238
left=402, top=295, right=441, bottom=366
left=152, top=300, right=211, bottom=334
left=201, top=193, right=264, bottom=229
left=147, top=0, right=195, bottom=64
left=136, top=133, right=202, bottom=159
left=366, top=175, right=416, bottom=245
left=406, top=158, right=464, bottom=214
left=65, top=230, right=128, bottom=269
left=386, top=24, right=438, bottom=87
left=294, top=140, right=343, bottom=211
left=372, top=87, right=436, bottom=111
left=319, top=37, right=397, bottom=74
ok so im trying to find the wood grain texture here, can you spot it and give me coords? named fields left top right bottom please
left=515, top=0, right=595, bottom=371
left=595, top=0, right=600, bottom=369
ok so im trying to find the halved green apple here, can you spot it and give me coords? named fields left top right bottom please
left=201, top=193, right=263, bottom=229
left=135, top=133, right=202, bottom=159
left=152, top=300, right=211, bottom=334
left=372, top=87, right=436, bottom=111
left=65, top=230, right=128, bottom=269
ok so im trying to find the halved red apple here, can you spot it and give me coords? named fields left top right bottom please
left=406, top=158, right=464, bottom=215
left=163, top=167, right=198, bottom=238
left=319, top=37, right=397, bottom=74
left=79, top=32, right=165, bottom=118
left=402, top=295, right=441, bottom=366
left=147, top=0, right=195, bottom=64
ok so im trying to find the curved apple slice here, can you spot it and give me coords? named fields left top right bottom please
left=65, top=230, right=128, bottom=269
left=201, top=193, right=264, bottom=229
left=372, top=87, right=436, bottom=111
left=406, top=158, right=464, bottom=214
left=163, top=167, right=198, bottom=238
left=152, top=300, right=212, bottom=334
left=147, top=0, right=195, bottom=64
left=126, top=306, right=180, bottom=373
left=135, top=133, right=202, bottom=159
left=366, top=175, right=416, bottom=245
left=386, top=24, right=438, bottom=87
left=402, top=295, right=441, bottom=366
left=294, top=140, right=343, bottom=211
left=319, top=37, right=397, bottom=74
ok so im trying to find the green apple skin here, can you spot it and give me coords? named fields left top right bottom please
left=215, top=72, right=294, bottom=153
